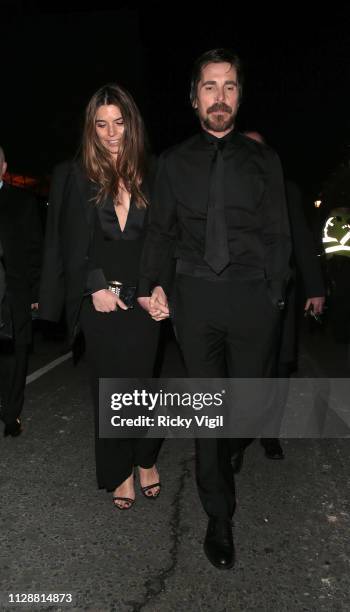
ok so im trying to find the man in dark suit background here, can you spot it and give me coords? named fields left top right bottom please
left=244, top=132, right=325, bottom=458
left=0, top=239, right=5, bottom=324
left=0, top=145, right=42, bottom=436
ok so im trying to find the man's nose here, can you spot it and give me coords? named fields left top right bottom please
left=215, top=87, right=225, bottom=102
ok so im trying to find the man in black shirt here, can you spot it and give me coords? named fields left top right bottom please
left=138, top=49, right=291, bottom=569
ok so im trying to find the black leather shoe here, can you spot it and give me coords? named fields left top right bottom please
left=204, top=518, right=235, bottom=569
left=4, top=418, right=23, bottom=438
left=261, top=438, right=284, bottom=460
left=231, top=449, right=244, bottom=474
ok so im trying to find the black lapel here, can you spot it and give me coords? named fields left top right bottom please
left=71, top=162, right=96, bottom=228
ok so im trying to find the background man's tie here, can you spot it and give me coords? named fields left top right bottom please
left=204, top=140, right=230, bottom=273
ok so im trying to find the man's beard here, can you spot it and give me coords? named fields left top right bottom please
left=202, top=102, right=236, bottom=133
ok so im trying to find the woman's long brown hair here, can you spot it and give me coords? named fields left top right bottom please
left=82, top=83, right=148, bottom=208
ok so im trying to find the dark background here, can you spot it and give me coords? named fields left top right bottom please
left=1, top=1, right=349, bottom=206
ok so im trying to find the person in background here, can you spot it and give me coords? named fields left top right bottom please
left=244, top=131, right=325, bottom=458
left=40, top=84, right=167, bottom=509
left=0, top=145, right=42, bottom=437
left=0, top=239, right=5, bottom=326
left=322, top=206, right=350, bottom=347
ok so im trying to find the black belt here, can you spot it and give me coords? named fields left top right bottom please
left=176, top=260, right=265, bottom=282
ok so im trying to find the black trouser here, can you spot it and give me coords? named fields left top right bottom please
left=0, top=342, right=28, bottom=424
left=174, top=273, right=280, bottom=519
left=260, top=362, right=291, bottom=439
left=329, top=293, right=350, bottom=344
left=80, top=299, right=162, bottom=491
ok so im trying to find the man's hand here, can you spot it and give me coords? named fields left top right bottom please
left=150, top=286, right=169, bottom=318
left=137, top=286, right=170, bottom=321
left=92, top=289, right=128, bottom=312
left=137, top=296, right=151, bottom=312
left=304, top=296, right=325, bottom=315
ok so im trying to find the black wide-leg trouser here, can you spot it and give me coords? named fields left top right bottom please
left=80, top=299, right=162, bottom=491
left=174, top=273, right=280, bottom=519
left=0, top=342, right=28, bottom=423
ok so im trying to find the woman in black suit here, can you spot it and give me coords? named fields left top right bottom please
left=40, top=84, right=168, bottom=509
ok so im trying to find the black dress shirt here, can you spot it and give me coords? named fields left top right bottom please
left=86, top=195, right=148, bottom=293
left=138, top=130, right=291, bottom=299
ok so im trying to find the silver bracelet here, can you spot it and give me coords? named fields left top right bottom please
left=107, top=281, right=122, bottom=296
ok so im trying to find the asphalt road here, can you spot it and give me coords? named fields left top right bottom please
left=1, top=321, right=350, bottom=612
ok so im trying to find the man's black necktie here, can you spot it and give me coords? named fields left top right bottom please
left=204, top=140, right=230, bottom=274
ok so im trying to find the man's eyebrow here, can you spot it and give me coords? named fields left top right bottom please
left=201, top=80, right=237, bottom=86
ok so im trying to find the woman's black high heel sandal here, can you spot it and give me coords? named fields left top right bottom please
left=112, top=496, right=135, bottom=510
left=141, top=483, right=161, bottom=499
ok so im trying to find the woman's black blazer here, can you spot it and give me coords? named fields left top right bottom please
left=40, top=161, right=102, bottom=342
left=39, top=160, right=158, bottom=343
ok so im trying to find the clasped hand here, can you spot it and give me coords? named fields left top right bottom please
left=304, top=296, right=325, bottom=315
left=137, top=286, right=169, bottom=322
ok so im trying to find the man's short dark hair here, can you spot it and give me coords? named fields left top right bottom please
left=190, top=48, right=244, bottom=106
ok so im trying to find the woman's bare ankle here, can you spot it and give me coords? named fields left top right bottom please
left=138, top=465, right=160, bottom=497
left=112, top=472, right=135, bottom=508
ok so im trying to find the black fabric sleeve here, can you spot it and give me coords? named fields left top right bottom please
left=261, top=149, right=292, bottom=302
left=137, top=153, right=178, bottom=297
left=21, top=194, right=43, bottom=304
left=39, top=162, right=70, bottom=321
left=286, top=181, right=325, bottom=297
left=0, top=239, right=5, bottom=320
left=84, top=267, right=108, bottom=295
left=83, top=208, right=107, bottom=294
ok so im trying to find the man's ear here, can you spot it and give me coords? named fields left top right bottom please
left=192, top=97, right=198, bottom=110
left=0, top=161, right=7, bottom=180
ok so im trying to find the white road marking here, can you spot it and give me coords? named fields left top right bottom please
left=26, top=352, right=72, bottom=385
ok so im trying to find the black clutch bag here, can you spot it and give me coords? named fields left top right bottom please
left=107, top=281, right=137, bottom=309
left=119, top=285, right=137, bottom=309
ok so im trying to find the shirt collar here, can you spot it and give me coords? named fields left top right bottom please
left=200, top=128, right=240, bottom=148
